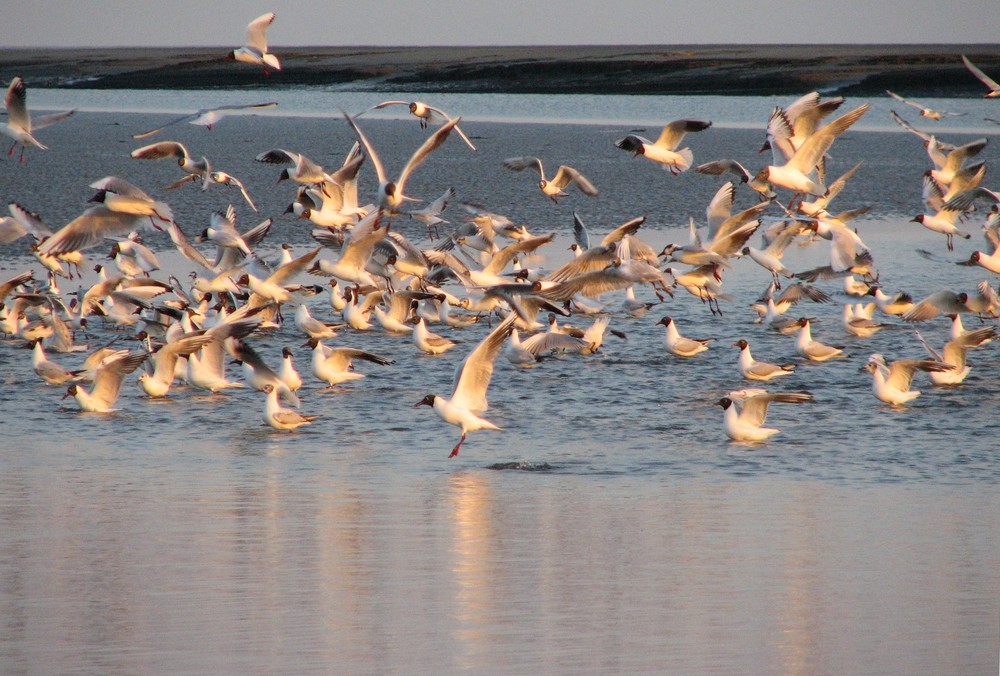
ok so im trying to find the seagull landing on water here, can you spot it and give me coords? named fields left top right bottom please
left=415, top=315, right=516, bottom=458
left=715, top=389, right=814, bottom=443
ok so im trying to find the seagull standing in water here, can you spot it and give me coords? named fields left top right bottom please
left=656, top=316, right=714, bottom=357
left=732, top=339, right=796, bottom=381
left=261, top=384, right=318, bottom=431
left=415, top=315, right=516, bottom=458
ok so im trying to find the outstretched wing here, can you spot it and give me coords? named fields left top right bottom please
left=451, top=314, right=516, bottom=412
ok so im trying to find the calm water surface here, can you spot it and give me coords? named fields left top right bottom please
left=0, top=91, right=998, bottom=673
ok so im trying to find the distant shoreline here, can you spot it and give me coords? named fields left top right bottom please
left=2, top=45, right=999, bottom=96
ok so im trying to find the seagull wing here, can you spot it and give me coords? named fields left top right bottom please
left=8, top=202, right=54, bottom=239
left=550, top=165, right=598, bottom=195
left=451, top=314, right=516, bottom=412
left=4, top=77, right=31, bottom=130
left=342, top=110, right=388, bottom=184
left=787, top=103, right=869, bottom=174
left=132, top=112, right=201, bottom=139
left=502, top=156, right=544, bottom=176
left=32, top=109, right=75, bottom=131
left=962, top=55, right=1000, bottom=93
left=886, top=90, right=924, bottom=112
left=266, top=247, right=320, bottom=287
left=572, top=211, right=592, bottom=250
left=130, top=141, right=188, bottom=160
left=396, top=117, right=461, bottom=194
left=38, top=206, right=146, bottom=256
left=91, top=351, right=147, bottom=408
left=739, top=391, right=813, bottom=427
left=655, top=119, right=711, bottom=150
left=245, top=12, right=276, bottom=52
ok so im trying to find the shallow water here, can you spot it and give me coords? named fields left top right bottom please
left=1, top=96, right=998, bottom=673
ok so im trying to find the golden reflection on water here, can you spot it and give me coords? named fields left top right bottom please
left=447, top=471, right=498, bottom=670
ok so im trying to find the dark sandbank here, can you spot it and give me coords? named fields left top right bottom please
left=2, top=44, right=998, bottom=96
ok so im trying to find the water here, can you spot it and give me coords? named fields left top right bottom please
left=1, top=88, right=998, bottom=673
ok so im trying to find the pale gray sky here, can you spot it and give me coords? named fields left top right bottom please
left=1, top=0, right=997, bottom=47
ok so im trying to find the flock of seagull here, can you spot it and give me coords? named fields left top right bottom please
left=2, top=19, right=1000, bottom=454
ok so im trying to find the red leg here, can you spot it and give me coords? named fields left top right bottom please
left=449, top=433, right=466, bottom=458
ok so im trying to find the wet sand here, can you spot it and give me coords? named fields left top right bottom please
left=3, top=44, right=999, bottom=96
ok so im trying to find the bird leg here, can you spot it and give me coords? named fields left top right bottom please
left=449, top=433, right=467, bottom=458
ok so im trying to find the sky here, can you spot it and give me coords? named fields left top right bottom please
left=1, top=0, right=998, bottom=47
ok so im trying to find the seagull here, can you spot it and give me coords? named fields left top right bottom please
left=137, top=332, right=213, bottom=398
left=866, top=286, right=914, bottom=317
left=961, top=55, right=1000, bottom=98
left=279, top=347, right=303, bottom=392
left=655, top=316, right=714, bottom=357
left=791, top=317, right=847, bottom=361
left=414, top=314, right=516, bottom=457
left=62, top=350, right=147, bottom=413
left=861, top=354, right=953, bottom=406
left=37, top=205, right=155, bottom=258
left=409, top=187, right=456, bottom=239
left=843, top=302, right=887, bottom=338
left=740, top=221, right=805, bottom=289
left=889, top=110, right=956, bottom=150
left=130, top=141, right=211, bottom=189
left=132, top=101, right=277, bottom=139
left=614, top=119, right=712, bottom=174
left=310, top=210, right=389, bottom=288
left=928, top=137, right=988, bottom=187
left=885, top=90, right=965, bottom=120
left=502, top=156, right=598, bottom=202
left=915, top=326, right=996, bottom=385
left=228, top=12, right=281, bottom=73
left=32, top=341, right=83, bottom=385
left=303, top=338, right=394, bottom=387
left=261, top=384, right=318, bottom=431
left=255, top=148, right=338, bottom=191
left=86, top=176, right=174, bottom=225
left=753, top=103, right=869, bottom=197
left=902, top=290, right=971, bottom=322
left=715, top=390, right=814, bottom=443
left=695, top=159, right=775, bottom=198
left=732, top=339, right=796, bottom=381
left=360, top=100, right=477, bottom=150
left=232, top=340, right=301, bottom=407
left=413, top=316, right=460, bottom=355
left=343, top=109, right=461, bottom=210
left=294, top=303, right=339, bottom=340
left=2, top=76, right=75, bottom=162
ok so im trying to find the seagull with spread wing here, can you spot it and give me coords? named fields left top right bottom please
left=2, top=77, right=75, bottom=162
